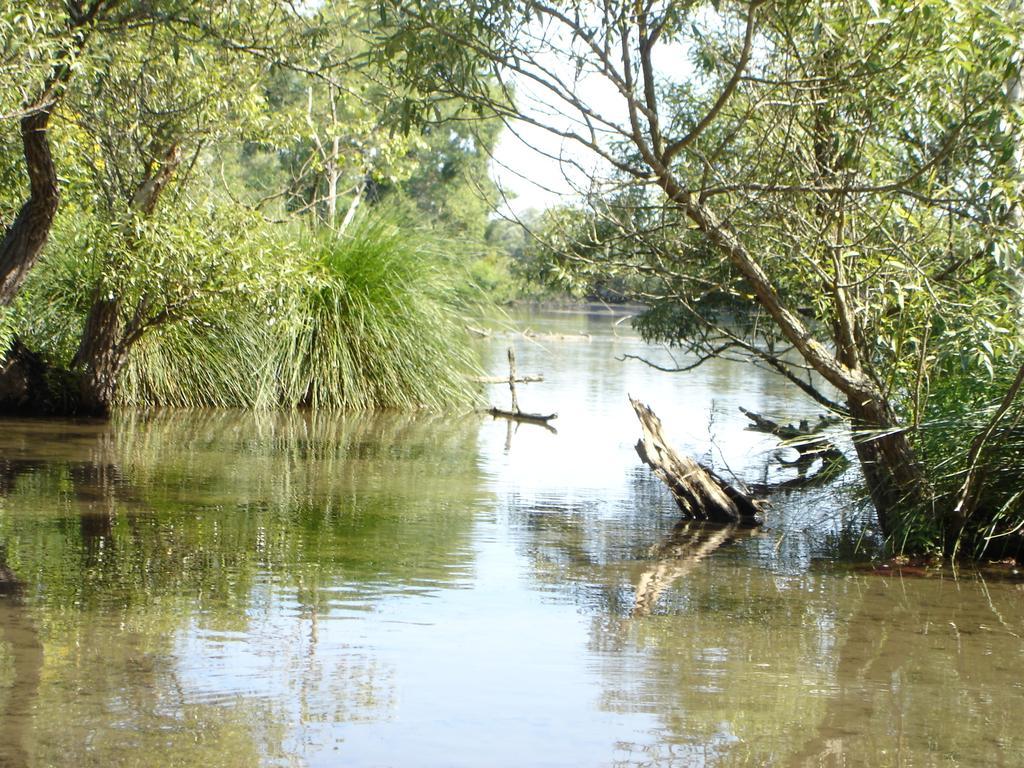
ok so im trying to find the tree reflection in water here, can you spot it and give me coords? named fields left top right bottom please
left=632, top=523, right=740, bottom=618
left=0, top=411, right=485, bottom=766
left=0, top=548, right=43, bottom=768
left=507, top=471, right=1024, bottom=767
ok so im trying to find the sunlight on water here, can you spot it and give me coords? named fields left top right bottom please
left=0, top=307, right=1021, bottom=767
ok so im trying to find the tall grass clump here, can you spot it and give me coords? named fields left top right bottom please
left=263, top=213, right=482, bottom=411
left=9, top=206, right=482, bottom=412
left=117, top=314, right=269, bottom=409
left=916, top=357, right=1024, bottom=559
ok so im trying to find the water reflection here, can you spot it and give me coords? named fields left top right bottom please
left=0, top=552, right=42, bottom=768
left=783, top=575, right=1024, bottom=768
left=0, top=309, right=1020, bottom=766
left=583, top=567, right=1024, bottom=767
left=632, top=523, right=742, bottom=618
left=0, top=410, right=485, bottom=766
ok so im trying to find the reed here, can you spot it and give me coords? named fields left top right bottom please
left=264, top=214, right=482, bottom=410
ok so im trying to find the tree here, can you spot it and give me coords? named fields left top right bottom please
left=390, top=111, right=502, bottom=239
left=2, top=0, right=320, bottom=414
left=0, top=0, right=123, bottom=306
left=252, top=30, right=416, bottom=229
left=233, top=5, right=504, bottom=237
left=61, top=3, right=294, bottom=413
left=2, top=0, right=493, bottom=418
left=380, top=0, right=1024, bottom=553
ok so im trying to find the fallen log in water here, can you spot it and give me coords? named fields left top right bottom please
left=739, top=406, right=839, bottom=448
left=486, top=406, right=558, bottom=426
left=631, top=397, right=763, bottom=526
left=487, top=408, right=558, bottom=436
left=522, top=330, right=591, bottom=342
left=738, top=406, right=849, bottom=491
left=485, top=347, right=558, bottom=430
left=472, top=374, right=544, bottom=384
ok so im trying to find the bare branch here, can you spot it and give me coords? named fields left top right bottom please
left=663, top=1, right=761, bottom=164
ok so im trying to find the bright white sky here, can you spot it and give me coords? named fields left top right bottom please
left=490, top=120, right=589, bottom=216
left=488, top=88, right=618, bottom=218
left=485, top=18, right=635, bottom=219
left=485, top=9, right=709, bottom=219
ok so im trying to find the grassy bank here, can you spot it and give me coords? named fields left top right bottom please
left=4, top=210, right=483, bottom=413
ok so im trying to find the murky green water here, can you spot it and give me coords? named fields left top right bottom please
left=1, top=308, right=1022, bottom=767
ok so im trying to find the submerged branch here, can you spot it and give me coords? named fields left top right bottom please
left=739, top=407, right=849, bottom=493
left=484, top=347, right=558, bottom=431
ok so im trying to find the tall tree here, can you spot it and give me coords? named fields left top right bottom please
left=380, top=0, right=1024, bottom=551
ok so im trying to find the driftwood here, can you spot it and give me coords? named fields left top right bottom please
left=632, top=397, right=763, bottom=526
left=739, top=406, right=849, bottom=491
left=487, top=406, right=558, bottom=427
left=486, top=347, right=557, bottom=428
left=523, top=330, right=591, bottom=343
left=473, top=374, right=544, bottom=384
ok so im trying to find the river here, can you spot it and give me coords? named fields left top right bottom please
left=0, top=306, right=1021, bottom=767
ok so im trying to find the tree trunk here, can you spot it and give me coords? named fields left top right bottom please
left=339, top=177, right=365, bottom=234
left=72, top=298, right=128, bottom=417
left=597, top=4, right=935, bottom=543
left=0, top=110, right=60, bottom=306
left=846, top=393, right=932, bottom=539
left=0, top=1, right=102, bottom=306
left=325, top=137, right=340, bottom=226
left=72, top=145, right=182, bottom=416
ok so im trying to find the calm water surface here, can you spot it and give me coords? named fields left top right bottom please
left=0, top=308, right=1021, bottom=767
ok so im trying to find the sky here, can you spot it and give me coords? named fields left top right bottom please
left=489, top=120, right=586, bottom=217
left=484, top=18, right=634, bottom=219
left=483, top=7, right=707, bottom=220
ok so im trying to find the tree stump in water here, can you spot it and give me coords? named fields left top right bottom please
left=631, top=397, right=763, bottom=526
